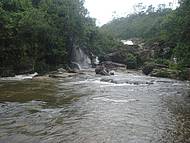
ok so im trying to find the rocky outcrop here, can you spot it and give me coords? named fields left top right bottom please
left=100, top=38, right=174, bottom=70
left=142, top=63, right=155, bottom=75
left=150, top=68, right=179, bottom=79
left=95, top=61, right=126, bottom=76
left=100, top=45, right=139, bottom=67
left=142, top=62, right=169, bottom=75
left=178, top=68, right=190, bottom=80
left=95, top=65, right=110, bottom=76
left=102, top=61, right=126, bottom=69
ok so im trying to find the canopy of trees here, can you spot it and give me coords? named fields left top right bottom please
left=0, top=0, right=189, bottom=77
left=101, top=0, right=190, bottom=69
left=0, top=0, right=99, bottom=75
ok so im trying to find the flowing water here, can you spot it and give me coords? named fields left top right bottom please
left=0, top=71, right=190, bottom=143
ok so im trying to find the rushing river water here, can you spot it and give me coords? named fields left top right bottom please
left=0, top=71, right=190, bottom=143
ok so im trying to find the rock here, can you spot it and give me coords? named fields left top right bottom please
left=109, top=70, right=115, bottom=75
left=187, top=68, right=190, bottom=80
left=178, top=68, right=190, bottom=80
left=100, top=50, right=129, bottom=66
left=142, top=63, right=155, bottom=75
left=150, top=68, right=179, bottom=79
left=102, top=61, right=126, bottom=70
left=142, top=62, right=169, bottom=76
left=154, top=64, right=169, bottom=68
left=95, top=61, right=125, bottom=76
left=58, top=68, right=67, bottom=73
left=95, top=65, right=110, bottom=76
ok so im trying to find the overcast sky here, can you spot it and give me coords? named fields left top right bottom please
left=84, top=0, right=178, bottom=26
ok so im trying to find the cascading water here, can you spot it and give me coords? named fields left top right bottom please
left=70, top=45, right=91, bottom=69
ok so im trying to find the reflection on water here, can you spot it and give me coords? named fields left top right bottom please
left=0, top=71, right=190, bottom=143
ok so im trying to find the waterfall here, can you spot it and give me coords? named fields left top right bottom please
left=70, top=62, right=82, bottom=70
left=70, top=45, right=91, bottom=69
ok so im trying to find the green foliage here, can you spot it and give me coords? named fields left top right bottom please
left=0, top=0, right=98, bottom=75
left=88, top=29, right=122, bottom=56
left=101, top=0, right=190, bottom=75
left=126, top=53, right=137, bottom=69
left=154, top=59, right=170, bottom=66
left=174, top=43, right=190, bottom=67
left=101, top=7, right=173, bottom=40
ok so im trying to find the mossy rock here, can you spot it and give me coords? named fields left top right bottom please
left=142, top=62, right=155, bottom=75
left=150, top=68, right=179, bottom=79
left=179, top=68, right=190, bottom=80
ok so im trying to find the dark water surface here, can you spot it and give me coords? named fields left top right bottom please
left=0, top=71, right=190, bottom=143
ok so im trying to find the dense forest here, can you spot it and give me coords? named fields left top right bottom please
left=0, top=0, right=189, bottom=79
left=0, top=0, right=115, bottom=76
left=101, top=0, right=190, bottom=79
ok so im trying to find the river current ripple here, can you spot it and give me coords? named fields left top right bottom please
left=0, top=71, right=190, bottom=143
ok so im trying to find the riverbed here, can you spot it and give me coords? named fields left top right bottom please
left=0, top=70, right=190, bottom=143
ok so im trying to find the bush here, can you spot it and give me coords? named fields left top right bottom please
left=126, top=53, right=137, bottom=69
left=174, top=43, right=190, bottom=67
left=142, top=62, right=155, bottom=75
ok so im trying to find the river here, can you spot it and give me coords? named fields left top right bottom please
left=0, top=70, right=190, bottom=143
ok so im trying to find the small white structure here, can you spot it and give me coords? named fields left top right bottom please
left=121, top=40, right=134, bottom=45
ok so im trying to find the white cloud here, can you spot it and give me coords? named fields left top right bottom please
left=84, top=0, right=178, bottom=26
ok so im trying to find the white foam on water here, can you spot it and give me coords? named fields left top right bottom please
left=0, top=72, right=38, bottom=81
left=93, top=97, right=138, bottom=103
left=40, top=108, right=64, bottom=114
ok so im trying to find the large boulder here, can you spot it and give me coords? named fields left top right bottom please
left=142, top=62, right=155, bottom=75
left=150, top=68, right=179, bottom=79
left=102, top=61, right=126, bottom=70
left=95, top=65, right=110, bottom=76
left=100, top=45, right=139, bottom=67
left=142, top=62, right=169, bottom=75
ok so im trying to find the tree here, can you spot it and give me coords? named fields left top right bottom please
left=0, top=0, right=98, bottom=76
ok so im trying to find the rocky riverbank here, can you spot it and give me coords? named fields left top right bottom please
left=99, top=38, right=190, bottom=81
